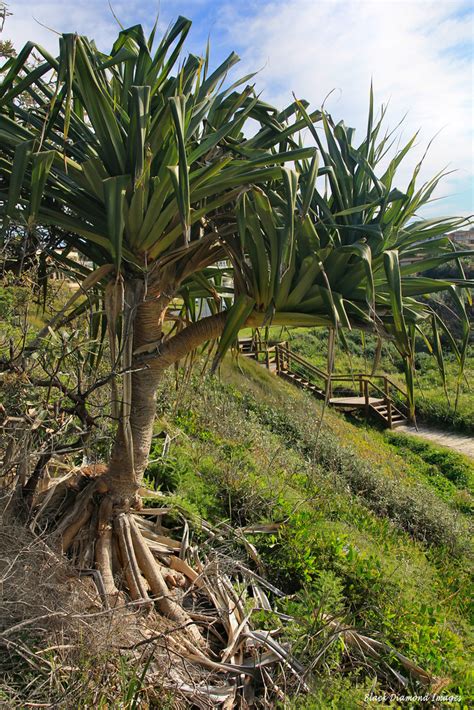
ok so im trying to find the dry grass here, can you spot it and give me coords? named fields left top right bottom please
left=0, top=494, right=189, bottom=709
left=0, top=472, right=445, bottom=708
left=0, top=490, right=309, bottom=709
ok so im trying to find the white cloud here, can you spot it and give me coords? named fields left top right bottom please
left=2, top=0, right=198, bottom=54
left=217, top=0, right=474, bottom=216
left=3, top=0, right=473, bottom=216
left=3, top=1, right=122, bottom=53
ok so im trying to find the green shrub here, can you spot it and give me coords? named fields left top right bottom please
left=386, top=432, right=473, bottom=491
left=0, top=285, right=29, bottom=320
left=416, top=397, right=474, bottom=435
left=145, top=455, right=185, bottom=492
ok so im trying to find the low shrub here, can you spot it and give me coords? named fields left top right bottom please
left=386, top=432, right=473, bottom=491
left=415, top=396, right=474, bottom=435
left=243, top=391, right=471, bottom=554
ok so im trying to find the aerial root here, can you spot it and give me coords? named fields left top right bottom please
left=94, top=496, right=119, bottom=600
left=128, top=515, right=204, bottom=647
left=60, top=500, right=94, bottom=552
left=115, top=513, right=151, bottom=606
left=33, top=470, right=89, bottom=523
left=48, top=478, right=96, bottom=550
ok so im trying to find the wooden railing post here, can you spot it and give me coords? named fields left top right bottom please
left=363, top=379, right=369, bottom=420
left=383, top=376, right=392, bottom=427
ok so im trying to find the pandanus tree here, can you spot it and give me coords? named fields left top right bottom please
left=0, top=20, right=318, bottom=614
left=0, top=19, right=314, bottom=489
left=0, top=18, right=471, bottom=620
left=215, top=97, right=472, bottom=416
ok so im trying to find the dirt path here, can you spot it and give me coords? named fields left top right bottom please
left=395, top=424, right=474, bottom=459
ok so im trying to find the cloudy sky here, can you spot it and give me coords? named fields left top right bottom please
left=3, top=0, right=473, bottom=217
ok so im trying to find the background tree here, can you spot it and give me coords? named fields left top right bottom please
left=0, top=3, right=14, bottom=59
left=214, top=97, right=473, bottom=415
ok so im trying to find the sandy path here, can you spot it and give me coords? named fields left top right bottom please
left=395, top=424, right=474, bottom=459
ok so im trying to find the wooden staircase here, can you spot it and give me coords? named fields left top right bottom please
left=370, top=401, right=408, bottom=428
left=238, top=336, right=256, bottom=357
left=238, top=339, right=410, bottom=430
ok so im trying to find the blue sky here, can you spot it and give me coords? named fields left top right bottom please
left=4, top=0, right=474, bottom=218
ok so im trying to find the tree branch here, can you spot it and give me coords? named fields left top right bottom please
left=134, top=311, right=228, bottom=370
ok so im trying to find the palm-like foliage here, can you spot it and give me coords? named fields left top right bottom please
left=215, top=97, right=472, bottom=412
left=0, top=19, right=321, bottom=482
left=0, top=18, right=313, bottom=287
left=0, top=19, right=471, bottom=427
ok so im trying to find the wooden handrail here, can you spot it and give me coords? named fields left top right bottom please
left=275, top=344, right=328, bottom=380
left=382, top=375, right=408, bottom=398
left=274, top=342, right=409, bottom=417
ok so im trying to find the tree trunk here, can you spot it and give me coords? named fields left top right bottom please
left=29, top=296, right=228, bottom=639
left=107, top=289, right=171, bottom=500
left=107, top=299, right=228, bottom=501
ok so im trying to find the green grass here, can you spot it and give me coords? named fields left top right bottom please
left=148, top=357, right=473, bottom=706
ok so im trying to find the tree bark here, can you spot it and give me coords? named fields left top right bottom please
left=108, top=301, right=229, bottom=500
left=107, top=290, right=171, bottom=497
left=135, top=311, right=228, bottom=368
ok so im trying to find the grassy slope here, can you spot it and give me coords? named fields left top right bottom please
left=148, top=356, right=473, bottom=707
left=2, top=281, right=472, bottom=705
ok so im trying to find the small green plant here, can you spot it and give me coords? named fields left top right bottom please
left=145, top=453, right=192, bottom=492
left=118, top=653, right=153, bottom=709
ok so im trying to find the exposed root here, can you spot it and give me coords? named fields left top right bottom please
left=94, top=497, right=119, bottom=601
left=61, top=500, right=93, bottom=552
left=55, top=481, right=97, bottom=550
left=22, top=475, right=444, bottom=708
left=129, top=515, right=204, bottom=647
left=37, top=471, right=94, bottom=530
left=115, top=512, right=150, bottom=606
